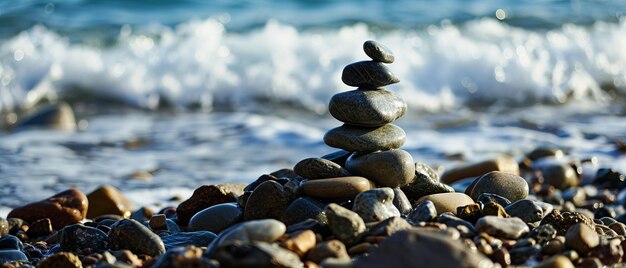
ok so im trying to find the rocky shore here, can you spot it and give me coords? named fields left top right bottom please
left=2, top=41, right=626, bottom=268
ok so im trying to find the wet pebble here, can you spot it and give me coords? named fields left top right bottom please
left=475, top=216, right=530, bottom=239
left=352, top=188, right=400, bottom=222
left=86, top=185, right=135, bottom=219
left=466, top=171, right=529, bottom=202
left=108, top=219, right=166, bottom=257
left=324, top=203, right=366, bottom=245
left=8, top=188, right=88, bottom=230
left=416, top=192, right=475, bottom=215
left=505, top=199, right=544, bottom=223
left=244, top=180, right=290, bottom=221
left=302, top=176, right=375, bottom=199
left=307, top=239, right=350, bottom=264
left=407, top=199, right=437, bottom=223
left=60, top=224, right=108, bottom=253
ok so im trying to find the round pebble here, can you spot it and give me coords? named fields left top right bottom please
left=416, top=193, right=475, bottom=215
left=302, top=176, right=375, bottom=199
left=189, top=203, right=243, bottom=233
left=363, top=40, right=395, bottom=63
left=329, top=89, right=406, bottom=127
left=466, top=171, right=529, bottom=202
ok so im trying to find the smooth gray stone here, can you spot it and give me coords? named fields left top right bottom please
left=0, top=250, right=28, bottom=263
left=353, top=230, right=495, bottom=268
left=294, top=158, right=351, bottom=180
left=244, top=180, right=290, bottom=221
left=14, top=103, right=76, bottom=131
left=324, top=203, right=366, bottom=245
left=466, top=171, right=529, bottom=202
left=475, top=216, right=530, bottom=239
left=402, top=162, right=454, bottom=200
left=283, top=197, right=327, bottom=226
left=505, top=200, right=544, bottom=223
left=161, top=231, right=217, bottom=250
left=329, top=89, right=406, bottom=127
left=407, top=200, right=437, bottom=223
left=392, top=188, right=412, bottom=215
left=346, top=149, right=415, bottom=187
left=108, top=219, right=166, bottom=257
left=363, top=40, right=395, bottom=63
left=324, top=124, right=406, bottom=153
left=353, top=188, right=400, bottom=223
left=342, top=61, right=399, bottom=88
left=189, top=202, right=243, bottom=233
left=205, top=219, right=286, bottom=256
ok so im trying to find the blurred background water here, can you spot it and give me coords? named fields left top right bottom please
left=1, top=0, right=626, bottom=212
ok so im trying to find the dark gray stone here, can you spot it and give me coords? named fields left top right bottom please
left=466, top=171, right=529, bottom=202
left=476, top=193, right=512, bottom=208
left=108, top=219, right=165, bottom=257
left=283, top=197, right=327, bottom=226
left=324, top=124, right=406, bottom=153
left=353, top=188, right=400, bottom=223
left=214, top=241, right=303, bottom=268
left=329, top=89, right=406, bottom=127
left=402, top=162, right=454, bottom=200
left=353, top=230, right=495, bottom=268
left=437, top=213, right=476, bottom=235
left=206, top=219, right=286, bottom=256
left=346, top=149, right=415, bottom=187
left=505, top=200, right=544, bottom=223
left=244, top=180, right=290, bottom=221
left=392, top=188, right=412, bottom=215
left=161, top=231, right=217, bottom=250
left=0, top=250, right=28, bottom=263
left=324, top=203, right=366, bottom=245
left=341, top=61, right=399, bottom=88
left=363, top=40, right=395, bottom=63
left=475, top=216, right=530, bottom=239
left=189, top=202, right=242, bottom=234
left=408, top=200, right=437, bottom=223
left=294, top=158, right=350, bottom=180
left=321, top=150, right=352, bottom=166
left=0, top=235, right=22, bottom=250
left=60, top=224, right=109, bottom=253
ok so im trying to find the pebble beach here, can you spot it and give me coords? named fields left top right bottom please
left=3, top=0, right=626, bottom=267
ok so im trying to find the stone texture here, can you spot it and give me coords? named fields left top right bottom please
left=36, top=252, right=82, bottom=268
left=189, top=202, right=243, bottom=233
left=0, top=217, right=8, bottom=237
left=8, top=188, right=88, bottom=230
left=324, top=124, right=406, bottom=153
left=108, top=219, right=166, bottom=257
left=283, top=197, right=327, bottom=226
left=505, top=199, right=544, bottom=223
left=416, top=193, right=474, bottom=215
left=86, top=185, right=135, bottom=219
left=206, top=219, right=286, bottom=255
left=152, top=246, right=213, bottom=268
left=541, top=209, right=595, bottom=235
left=281, top=230, right=317, bottom=257
left=391, top=188, right=412, bottom=215
left=176, top=183, right=246, bottom=226
left=244, top=180, right=290, bottom=221
left=214, top=242, right=304, bottom=268
left=352, top=188, right=400, bottom=223
left=363, top=40, right=395, bottom=63
left=0, top=235, right=23, bottom=250
left=341, top=61, right=399, bottom=88
left=0, top=250, right=28, bottom=263
left=402, top=162, right=454, bottom=200
left=60, top=224, right=108, bottom=253
left=324, top=203, right=366, bottom=245
left=15, top=103, right=76, bottom=131
left=540, top=163, right=579, bottom=190
left=294, top=157, right=351, bottom=180
left=329, top=89, right=406, bottom=127
left=465, top=171, right=529, bottom=202
left=408, top=200, right=437, bottom=223
left=353, top=229, right=495, bottom=268
left=346, top=149, right=415, bottom=187
left=161, top=231, right=217, bottom=250
left=440, top=156, right=520, bottom=184
left=307, top=240, right=350, bottom=264
left=302, top=176, right=375, bottom=199
left=565, top=223, right=599, bottom=255
left=368, top=217, right=413, bottom=237
left=535, top=255, right=575, bottom=268
left=475, top=216, right=530, bottom=240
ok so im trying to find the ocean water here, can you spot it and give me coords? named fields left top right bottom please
left=1, top=0, right=626, bottom=213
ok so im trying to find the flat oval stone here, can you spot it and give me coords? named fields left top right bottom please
left=539, top=163, right=579, bottom=189
left=206, top=219, right=286, bottom=255
left=8, top=188, right=88, bottom=230
left=466, top=171, right=529, bottom=202
left=294, top=158, right=351, bottom=180
left=363, top=40, right=395, bottom=63
left=302, top=176, right=375, bottom=199
left=189, top=203, right=243, bottom=233
left=346, top=149, right=415, bottom=187
left=341, top=61, right=399, bottom=88
left=505, top=200, right=544, bottom=223
left=475, top=216, right=530, bottom=239
left=329, top=89, right=407, bottom=127
left=440, top=156, right=520, bottom=184
left=108, top=219, right=166, bottom=257
left=60, top=224, right=108, bottom=253
left=416, top=193, right=474, bottom=215
left=353, top=188, right=400, bottom=223
left=324, top=124, right=406, bottom=153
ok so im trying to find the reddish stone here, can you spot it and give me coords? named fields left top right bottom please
left=8, top=189, right=88, bottom=230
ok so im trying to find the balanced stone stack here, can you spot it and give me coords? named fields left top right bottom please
left=323, top=40, right=415, bottom=188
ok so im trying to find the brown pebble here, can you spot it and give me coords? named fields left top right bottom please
left=348, top=242, right=372, bottom=254
left=86, top=185, right=135, bottom=219
left=482, top=201, right=509, bottom=218
left=475, top=238, right=493, bottom=256
left=492, top=247, right=511, bottom=267
left=149, top=214, right=167, bottom=230
left=281, top=230, right=317, bottom=257
left=302, top=176, right=375, bottom=199
left=176, top=183, right=246, bottom=226
left=416, top=193, right=474, bottom=216
left=36, top=252, right=82, bottom=268
left=542, top=238, right=566, bottom=255
left=565, top=223, right=599, bottom=255
left=580, top=257, right=603, bottom=268
left=440, top=156, right=519, bottom=184
left=26, top=218, right=53, bottom=238
left=8, top=188, right=88, bottom=230
left=534, top=255, right=574, bottom=268
left=307, top=240, right=350, bottom=264
left=365, top=235, right=386, bottom=244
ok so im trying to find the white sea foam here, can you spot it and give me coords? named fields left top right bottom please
left=1, top=18, right=625, bottom=113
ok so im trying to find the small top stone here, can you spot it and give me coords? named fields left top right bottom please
left=363, top=40, right=395, bottom=63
